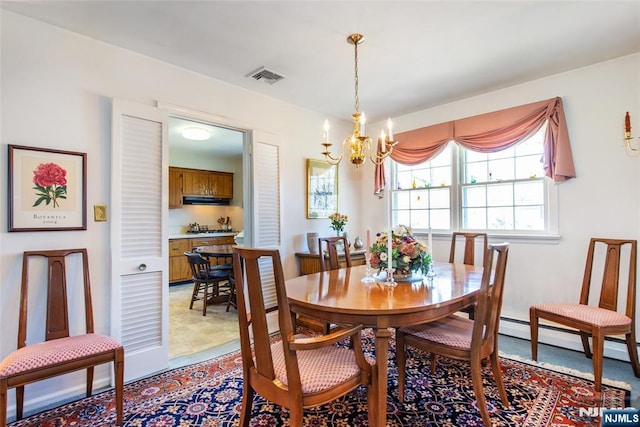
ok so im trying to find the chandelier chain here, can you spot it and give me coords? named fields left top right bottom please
left=354, top=40, right=359, bottom=114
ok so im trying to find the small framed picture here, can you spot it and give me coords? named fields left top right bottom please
left=306, top=158, right=338, bottom=219
left=9, top=145, right=87, bottom=231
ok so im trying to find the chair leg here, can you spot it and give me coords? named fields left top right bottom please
left=289, top=406, right=304, bottom=426
left=189, top=282, right=199, bottom=310
left=86, top=366, right=94, bottom=396
left=529, top=307, right=539, bottom=360
left=625, top=332, right=640, bottom=377
left=202, top=284, right=209, bottom=316
left=490, top=351, right=509, bottom=406
left=115, top=348, right=125, bottom=426
left=470, top=357, right=491, bottom=426
left=592, top=332, right=604, bottom=392
left=580, top=332, right=593, bottom=359
left=431, top=354, right=438, bottom=374
left=396, top=330, right=406, bottom=402
left=239, top=383, right=254, bottom=427
left=1, top=379, right=7, bottom=427
left=16, top=385, right=24, bottom=420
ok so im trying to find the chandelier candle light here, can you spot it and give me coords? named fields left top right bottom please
left=321, top=33, right=399, bottom=170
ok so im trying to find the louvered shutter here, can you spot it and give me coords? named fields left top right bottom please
left=252, top=136, right=281, bottom=312
left=111, top=100, right=168, bottom=381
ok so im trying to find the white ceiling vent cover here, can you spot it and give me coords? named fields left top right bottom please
left=246, top=67, right=285, bottom=85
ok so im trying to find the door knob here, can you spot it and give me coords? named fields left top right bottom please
left=138, top=264, right=147, bottom=271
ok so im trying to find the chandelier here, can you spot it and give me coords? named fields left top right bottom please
left=321, top=33, right=398, bottom=170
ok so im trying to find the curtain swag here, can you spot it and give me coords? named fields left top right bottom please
left=374, top=97, right=576, bottom=195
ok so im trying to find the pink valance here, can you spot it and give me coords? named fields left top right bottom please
left=374, top=97, right=575, bottom=195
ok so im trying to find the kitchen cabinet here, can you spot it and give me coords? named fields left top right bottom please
left=182, top=168, right=233, bottom=199
left=169, top=238, right=191, bottom=283
left=168, top=167, right=183, bottom=209
left=169, top=235, right=237, bottom=284
left=211, top=172, right=233, bottom=199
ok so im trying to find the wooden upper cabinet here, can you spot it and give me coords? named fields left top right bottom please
left=180, top=168, right=233, bottom=199
left=182, top=169, right=210, bottom=196
left=168, top=167, right=183, bottom=209
left=211, top=172, right=233, bottom=199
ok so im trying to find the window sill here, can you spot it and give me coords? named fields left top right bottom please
left=415, top=231, right=561, bottom=245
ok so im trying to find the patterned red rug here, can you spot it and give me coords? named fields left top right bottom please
left=8, top=330, right=630, bottom=426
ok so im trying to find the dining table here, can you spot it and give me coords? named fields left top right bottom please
left=285, top=262, right=484, bottom=427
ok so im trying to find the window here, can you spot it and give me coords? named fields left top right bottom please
left=392, top=126, right=555, bottom=236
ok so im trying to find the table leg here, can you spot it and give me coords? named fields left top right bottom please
left=372, top=326, right=392, bottom=427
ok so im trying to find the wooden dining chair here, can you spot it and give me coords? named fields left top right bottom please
left=397, top=243, right=510, bottom=426
left=318, top=235, right=352, bottom=272
left=450, top=232, right=488, bottom=319
left=231, top=246, right=373, bottom=427
left=0, top=249, right=124, bottom=427
left=316, top=235, right=353, bottom=334
left=184, top=251, right=231, bottom=316
left=530, top=238, right=640, bottom=392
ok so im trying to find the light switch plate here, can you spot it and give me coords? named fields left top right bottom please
left=94, top=204, right=107, bottom=222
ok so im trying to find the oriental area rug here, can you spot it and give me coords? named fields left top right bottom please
left=9, top=330, right=630, bottom=427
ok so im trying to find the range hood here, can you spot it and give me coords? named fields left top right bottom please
left=182, top=196, right=230, bottom=206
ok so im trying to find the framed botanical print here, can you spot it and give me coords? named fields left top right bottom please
left=306, top=158, right=338, bottom=219
left=9, top=145, right=87, bottom=231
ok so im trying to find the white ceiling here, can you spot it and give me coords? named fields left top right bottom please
left=169, top=116, right=244, bottom=157
left=3, top=1, right=639, bottom=135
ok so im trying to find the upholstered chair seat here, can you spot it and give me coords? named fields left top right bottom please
left=532, top=303, right=631, bottom=328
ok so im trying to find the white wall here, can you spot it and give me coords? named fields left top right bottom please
left=0, top=11, right=358, bottom=413
left=2, top=8, right=639, bottom=415
left=364, top=53, right=640, bottom=358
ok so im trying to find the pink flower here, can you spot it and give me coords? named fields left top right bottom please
left=32, top=162, right=68, bottom=208
left=33, top=163, right=67, bottom=187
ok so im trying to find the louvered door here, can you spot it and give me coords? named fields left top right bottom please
left=252, top=133, right=282, bottom=331
left=111, top=99, right=168, bottom=381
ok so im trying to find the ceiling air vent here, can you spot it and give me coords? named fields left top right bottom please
left=246, top=67, right=284, bottom=85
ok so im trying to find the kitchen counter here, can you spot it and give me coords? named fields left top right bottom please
left=169, top=232, right=238, bottom=239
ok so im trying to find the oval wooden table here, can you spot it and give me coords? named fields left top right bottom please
left=285, top=262, right=484, bottom=427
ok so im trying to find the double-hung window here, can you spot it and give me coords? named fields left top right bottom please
left=392, top=125, right=557, bottom=237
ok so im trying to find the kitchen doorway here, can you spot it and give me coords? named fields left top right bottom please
left=167, top=115, right=246, bottom=362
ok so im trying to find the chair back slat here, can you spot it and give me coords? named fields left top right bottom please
left=473, top=243, right=509, bottom=351
left=580, top=238, right=637, bottom=315
left=233, top=247, right=293, bottom=382
left=184, top=252, right=212, bottom=279
left=449, top=232, right=488, bottom=266
left=318, top=235, right=351, bottom=271
left=19, top=249, right=93, bottom=348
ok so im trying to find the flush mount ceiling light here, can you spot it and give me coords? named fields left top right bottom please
left=182, top=127, right=210, bottom=140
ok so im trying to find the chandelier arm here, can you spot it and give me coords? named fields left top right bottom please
left=324, top=153, right=343, bottom=164
left=370, top=150, right=392, bottom=165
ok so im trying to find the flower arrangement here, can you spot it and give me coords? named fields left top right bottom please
left=32, top=162, right=68, bottom=208
left=328, top=212, right=348, bottom=235
left=369, top=225, right=431, bottom=276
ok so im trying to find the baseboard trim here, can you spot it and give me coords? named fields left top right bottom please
left=498, top=316, right=637, bottom=363
left=498, top=351, right=632, bottom=390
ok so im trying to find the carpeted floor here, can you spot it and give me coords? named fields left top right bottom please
left=169, top=282, right=239, bottom=359
left=9, top=329, right=630, bottom=426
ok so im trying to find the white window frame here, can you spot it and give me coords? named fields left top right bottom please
left=391, top=139, right=560, bottom=244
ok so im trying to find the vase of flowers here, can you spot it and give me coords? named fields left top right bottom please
left=328, top=212, right=348, bottom=236
left=369, top=225, right=431, bottom=280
